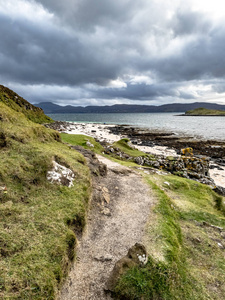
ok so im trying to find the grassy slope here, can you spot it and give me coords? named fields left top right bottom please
left=0, top=104, right=91, bottom=299
left=0, top=85, right=53, bottom=124
left=185, top=107, right=225, bottom=116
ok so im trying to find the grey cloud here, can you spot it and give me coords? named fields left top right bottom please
left=85, top=82, right=196, bottom=101
left=0, top=12, right=121, bottom=86
left=36, top=0, right=145, bottom=31
left=1, top=0, right=225, bottom=105
left=172, top=11, right=212, bottom=36
left=147, top=23, right=225, bottom=82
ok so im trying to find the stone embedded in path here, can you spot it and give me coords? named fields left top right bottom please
left=102, top=186, right=110, bottom=204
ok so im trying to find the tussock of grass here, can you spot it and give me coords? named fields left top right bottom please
left=0, top=103, right=91, bottom=299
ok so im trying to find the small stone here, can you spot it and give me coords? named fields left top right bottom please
left=94, top=254, right=113, bottom=262
left=217, top=242, right=223, bottom=248
left=102, top=187, right=110, bottom=204
left=86, top=141, right=94, bottom=148
left=101, top=208, right=111, bottom=216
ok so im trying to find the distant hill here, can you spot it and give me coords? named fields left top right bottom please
left=185, top=107, right=225, bottom=116
left=34, top=101, right=225, bottom=114
left=0, top=85, right=53, bottom=123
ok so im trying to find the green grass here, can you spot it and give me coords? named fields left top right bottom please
left=0, top=103, right=91, bottom=299
left=112, top=138, right=150, bottom=157
left=185, top=107, right=225, bottom=116
left=0, top=85, right=53, bottom=124
left=60, top=133, right=105, bottom=154
left=114, top=173, right=225, bottom=299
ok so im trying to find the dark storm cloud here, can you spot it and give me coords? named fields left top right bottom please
left=149, top=24, right=225, bottom=82
left=0, top=10, right=121, bottom=86
left=1, top=0, right=225, bottom=105
left=91, top=83, right=189, bottom=100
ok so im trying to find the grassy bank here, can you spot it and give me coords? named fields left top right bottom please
left=0, top=104, right=91, bottom=299
left=115, top=173, right=225, bottom=299
left=0, top=85, right=53, bottom=124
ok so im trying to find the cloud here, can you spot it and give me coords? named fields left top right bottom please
left=0, top=0, right=225, bottom=105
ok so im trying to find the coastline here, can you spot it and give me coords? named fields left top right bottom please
left=45, top=121, right=225, bottom=189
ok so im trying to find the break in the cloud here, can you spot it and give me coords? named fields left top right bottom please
left=1, top=0, right=225, bottom=105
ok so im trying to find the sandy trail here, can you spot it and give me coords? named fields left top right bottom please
left=59, top=155, right=154, bottom=300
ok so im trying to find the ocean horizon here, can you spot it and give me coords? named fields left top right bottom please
left=47, top=112, right=225, bottom=141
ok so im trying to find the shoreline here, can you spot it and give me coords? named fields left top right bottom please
left=45, top=121, right=225, bottom=189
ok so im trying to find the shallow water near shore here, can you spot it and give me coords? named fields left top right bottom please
left=48, top=112, right=225, bottom=141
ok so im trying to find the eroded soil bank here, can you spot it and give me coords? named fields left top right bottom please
left=59, top=155, right=154, bottom=300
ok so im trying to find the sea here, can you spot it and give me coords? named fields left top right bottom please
left=47, top=112, right=225, bottom=141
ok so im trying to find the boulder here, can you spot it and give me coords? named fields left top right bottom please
left=106, top=243, right=147, bottom=291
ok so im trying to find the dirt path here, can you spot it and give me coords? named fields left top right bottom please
left=59, top=156, right=154, bottom=300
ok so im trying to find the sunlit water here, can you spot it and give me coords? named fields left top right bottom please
left=48, top=113, right=225, bottom=141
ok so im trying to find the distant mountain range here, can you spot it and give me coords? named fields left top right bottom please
left=34, top=101, right=225, bottom=114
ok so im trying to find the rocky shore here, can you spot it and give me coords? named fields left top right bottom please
left=45, top=121, right=225, bottom=192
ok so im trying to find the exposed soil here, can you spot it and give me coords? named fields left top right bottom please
left=59, top=155, right=154, bottom=300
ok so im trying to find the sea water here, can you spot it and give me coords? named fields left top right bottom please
left=47, top=112, right=225, bottom=141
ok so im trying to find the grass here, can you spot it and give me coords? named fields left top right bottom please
left=185, top=107, right=225, bottom=116
left=0, top=103, right=91, bottom=299
left=0, top=85, right=53, bottom=124
left=114, top=172, right=225, bottom=299
left=60, top=133, right=105, bottom=154
left=112, top=138, right=150, bottom=157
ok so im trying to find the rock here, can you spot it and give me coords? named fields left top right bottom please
left=102, top=187, right=110, bottom=204
left=101, top=208, right=111, bottom=216
left=213, top=185, right=225, bottom=196
left=134, top=156, right=145, bottom=165
left=86, top=141, right=94, bottom=148
left=210, top=164, right=224, bottom=170
left=106, top=243, right=147, bottom=291
left=181, top=147, right=193, bottom=156
left=47, top=161, right=75, bottom=187
left=94, top=254, right=113, bottom=262
left=72, top=146, right=107, bottom=177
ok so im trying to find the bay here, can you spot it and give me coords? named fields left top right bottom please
left=47, top=112, right=225, bottom=141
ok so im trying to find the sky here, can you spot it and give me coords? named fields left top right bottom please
left=1, top=0, right=225, bottom=106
